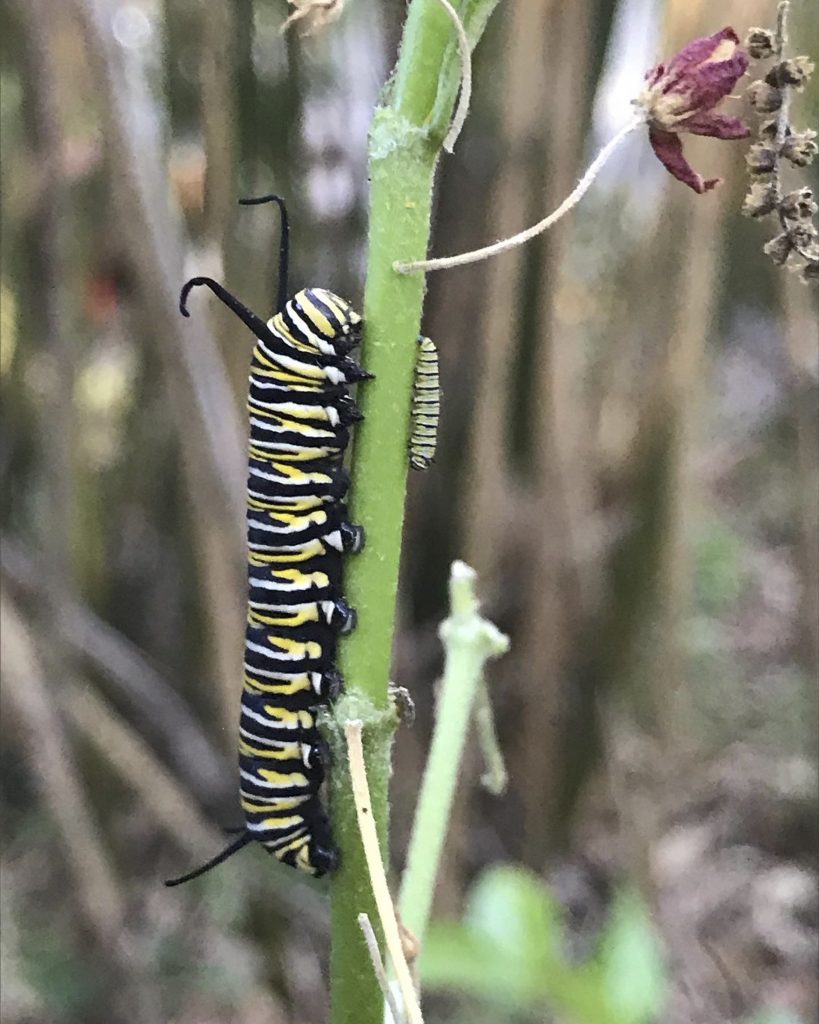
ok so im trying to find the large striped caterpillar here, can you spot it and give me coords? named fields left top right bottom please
left=166, top=196, right=369, bottom=884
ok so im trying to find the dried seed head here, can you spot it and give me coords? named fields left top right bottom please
left=802, top=260, right=819, bottom=284
left=281, top=0, right=345, bottom=36
left=746, top=142, right=777, bottom=175
left=745, top=28, right=775, bottom=60
left=782, top=129, right=818, bottom=167
left=742, top=181, right=779, bottom=218
left=780, top=188, right=817, bottom=221
left=788, top=222, right=819, bottom=253
left=758, top=117, right=779, bottom=140
left=746, top=80, right=783, bottom=112
left=765, top=56, right=815, bottom=90
left=763, top=232, right=793, bottom=265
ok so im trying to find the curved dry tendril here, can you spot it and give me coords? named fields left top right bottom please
left=357, top=913, right=405, bottom=1024
left=344, top=721, right=424, bottom=1024
left=394, top=116, right=644, bottom=274
left=434, top=0, right=472, bottom=153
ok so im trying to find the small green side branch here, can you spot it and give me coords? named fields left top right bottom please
left=399, top=561, right=509, bottom=948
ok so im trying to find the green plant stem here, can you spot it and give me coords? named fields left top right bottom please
left=330, top=2, right=499, bottom=1020
left=330, top=134, right=434, bottom=1024
left=398, top=562, right=509, bottom=946
left=331, top=2, right=450, bottom=1012
left=326, top=694, right=399, bottom=1024
left=330, top=83, right=442, bottom=1024
left=337, top=135, right=436, bottom=712
left=393, top=0, right=453, bottom=122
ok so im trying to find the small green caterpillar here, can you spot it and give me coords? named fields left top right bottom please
left=409, top=336, right=439, bottom=471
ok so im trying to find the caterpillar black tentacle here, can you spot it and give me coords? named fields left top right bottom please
left=165, top=194, right=368, bottom=887
left=165, top=831, right=253, bottom=887
left=238, top=193, right=290, bottom=312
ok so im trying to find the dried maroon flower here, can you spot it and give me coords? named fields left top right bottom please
left=635, top=27, right=750, bottom=194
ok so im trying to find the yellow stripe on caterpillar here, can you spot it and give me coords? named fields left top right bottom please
left=257, top=768, right=310, bottom=786
left=239, top=740, right=300, bottom=760
left=240, top=794, right=310, bottom=812
left=261, top=706, right=315, bottom=730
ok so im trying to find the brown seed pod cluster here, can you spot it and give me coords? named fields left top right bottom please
left=743, top=4, right=817, bottom=283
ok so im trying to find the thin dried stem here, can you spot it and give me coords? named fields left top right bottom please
left=773, top=5, right=794, bottom=201
left=461, top=0, right=548, bottom=578
left=14, top=0, right=73, bottom=590
left=65, top=681, right=330, bottom=931
left=746, top=0, right=818, bottom=273
left=344, top=720, right=424, bottom=1024
left=64, top=683, right=218, bottom=857
left=434, top=0, right=472, bottom=153
left=770, top=2, right=817, bottom=261
left=70, top=0, right=246, bottom=736
left=357, top=913, right=405, bottom=1024
left=775, top=0, right=789, bottom=59
left=394, top=116, right=643, bottom=273
left=1, top=592, right=125, bottom=944
left=201, top=3, right=236, bottom=248
left=1, top=538, right=230, bottom=803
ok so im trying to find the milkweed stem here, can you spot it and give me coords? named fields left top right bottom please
left=394, top=115, right=644, bottom=273
left=332, top=4, right=502, bottom=1021
left=345, top=721, right=424, bottom=1024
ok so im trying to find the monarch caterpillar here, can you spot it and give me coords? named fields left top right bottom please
left=409, top=336, right=439, bottom=471
left=165, top=195, right=369, bottom=885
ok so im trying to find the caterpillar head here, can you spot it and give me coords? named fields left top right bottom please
left=290, top=288, right=362, bottom=356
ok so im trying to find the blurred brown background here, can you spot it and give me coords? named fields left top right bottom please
left=1, top=1, right=817, bottom=1023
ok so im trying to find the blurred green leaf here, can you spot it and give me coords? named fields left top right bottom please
left=21, top=924, right=105, bottom=1017
left=599, top=889, right=666, bottom=1024
left=421, top=866, right=667, bottom=1024
left=421, top=922, right=538, bottom=1008
left=465, top=864, right=562, bottom=958
left=693, top=520, right=745, bottom=614
left=421, top=865, right=580, bottom=1011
